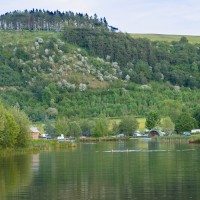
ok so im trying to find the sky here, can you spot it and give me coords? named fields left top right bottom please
left=0, top=0, right=200, bottom=36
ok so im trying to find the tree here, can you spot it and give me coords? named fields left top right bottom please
left=44, top=120, right=56, bottom=137
left=46, top=107, right=58, bottom=119
left=119, top=116, right=139, bottom=136
left=193, top=106, right=200, bottom=128
left=161, top=100, right=182, bottom=122
left=0, top=106, right=5, bottom=132
left=79, top=119, right=95, bottom=136
left=159, top=117, right=174, bottom=134
left=111, top=122, right=120, bottom=135
left=179, top=36, right=188, bottom=44
left=9, top=107, right=31, bottom=147
left=55, top=117, right=68, bottom=136
left=92, top=117, right=109, bottom=137
left=0, top=108, right=19, bottom=148
left=145, top=111, right=160, bottom=130
left=68, top=121, right=82, bottom=137
left=175, top=113, right=198, bottom=134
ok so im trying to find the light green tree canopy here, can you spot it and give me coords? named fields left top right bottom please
left=175, top=113, right=198, bottom=134
left=92, top=117, right=109, bottom=137
left=0, top=103, right=31, bottom=148
left=68, top=121, right=82, bottom=137
left=159, top=117, right=175, bottom=134
left=119, top=116, right=139, bottom=136
left=145, top=111, right=160, bottom=130
left=9, top=107, right=31, bottom=147
left=55, top=117, right=68, bottom=136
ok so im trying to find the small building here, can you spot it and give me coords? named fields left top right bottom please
left=30, top=127, right=39, bottom=140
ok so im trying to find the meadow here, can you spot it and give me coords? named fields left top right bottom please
left=0, top=30, right=59, bottom=45
left=130, top=33, right=200, bottom=44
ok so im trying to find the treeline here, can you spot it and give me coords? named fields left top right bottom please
left=0, top=10, right=109, bottom=31
left=63, top=28, right=200, bottom=88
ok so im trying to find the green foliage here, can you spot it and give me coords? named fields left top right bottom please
left=111, top=122, right=120, bottom=135
left=0, top=103, right=31, bottom=148
left=118, top=116, right=139, bottom=136
left=175, top=113, right=198, bottom=133
left=130, top=33, right=200, bottom=44
left=9, top=107, right=31, bottom=147
left=44, top=120, right=56, bottom=136
left=193, top=106, right=200, bottom=128
left=15, top=47, right=31, bottom=61
left=145, top=111, right=160, bottom=130
left=55, top=117, right=68, bottom=136
left=160, top=100, right=182, bottom=122
left=0, top=10, right=108, bottom=31
left=92, top=117, right=109, bottom=137
left=0, top=106, right=19, bottom=148
left=159, top=117, right=175, bottom=134
left=68, top=121, right=82, bottom=137
left=1, top=17, right=200, bottom=122
left=0, top=65, right=21, bottom=86
left=46, top=107, right=58, bottom=119
left=62, top=26, right=200, bottom=89
left=79, top=119, right=95, bottom=136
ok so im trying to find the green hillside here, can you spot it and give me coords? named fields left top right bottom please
left=1, top=10, right=200, bottom=130
left=130, top=33, right=200, bottom=44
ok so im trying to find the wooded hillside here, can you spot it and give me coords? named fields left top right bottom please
left=0, top=10, right=200, bottom=124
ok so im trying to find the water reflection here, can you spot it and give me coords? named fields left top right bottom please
left=0, top=154, right=33, bottom=200
left=1, top=141, right=200, bottom=200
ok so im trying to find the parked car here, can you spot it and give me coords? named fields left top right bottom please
left=46, top=134, right=52, bottom=139
left=57, top=134, right=65, bottom=141
left=39, top=134, right=47, bottom=139
left=183, top=132, right=191, bottom=136
left=115, top=134, right=125, bottom=137
left=133, top=131, right=141, bottom=137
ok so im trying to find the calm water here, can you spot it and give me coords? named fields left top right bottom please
left=1, top=139, right=200, bottom=200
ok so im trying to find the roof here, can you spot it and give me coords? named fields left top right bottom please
left=30, top=127, right=39, bottom=133
left=148, top=130, right=162, bottom=136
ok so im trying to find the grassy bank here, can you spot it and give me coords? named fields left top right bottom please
left=151, top=134, right=200, bottom=143
left=79, top=137, right=130, bottom=142
left=29, top=139, right=77, bottom=150
left=0, top=139, right=77, bottom=157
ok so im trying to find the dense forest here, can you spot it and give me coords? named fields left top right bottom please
left=0, top=10, right=200, bottom=133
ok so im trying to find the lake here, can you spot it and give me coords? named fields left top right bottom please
left=1, top=139, right=200, bottom=200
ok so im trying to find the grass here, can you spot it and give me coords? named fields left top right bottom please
left=79, top=136, right=129, bottom=142
left=151, top=134, right=200, bottom=143
left=0, top=139, right=77, bottom=157
left=108, top=117, right=146, bottom=131
left=137, top=118, right=146, bottom=130
left=130, top=33, right=200, bottom=44
left=29, top=139, right=77, bottom=150
left=0, top=30, right=60, bottom=45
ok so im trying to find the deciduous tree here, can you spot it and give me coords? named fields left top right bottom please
left=119, top=116, right=138, bottom=136
left=175, top=113, right=198, bottom=134
left=145, top=111, right=160, bottom=130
